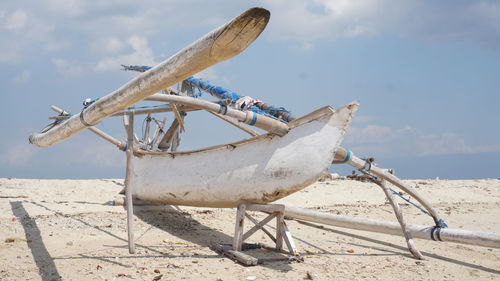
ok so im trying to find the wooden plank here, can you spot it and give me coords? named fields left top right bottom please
left=245, top=204, right=285, bottom=213
left=212, top=243, right=258, bottom=266
left=158, top=118, right=182, bottom=150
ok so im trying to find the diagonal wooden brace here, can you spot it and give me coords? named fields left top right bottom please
left=232, top=203, right=299, bottom=256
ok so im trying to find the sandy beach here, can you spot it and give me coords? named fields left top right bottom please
left=0, top=178, right=498, bottom=281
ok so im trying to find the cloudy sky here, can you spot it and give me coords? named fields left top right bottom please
left=1, top=0, right=499, bottom=179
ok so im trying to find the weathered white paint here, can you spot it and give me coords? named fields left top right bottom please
left=131, top=103, right=359, bottom=207
left=29, top=7, right=270, bottom=147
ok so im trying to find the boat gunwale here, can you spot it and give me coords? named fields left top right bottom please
left=134, top=105, right=339, bottom=157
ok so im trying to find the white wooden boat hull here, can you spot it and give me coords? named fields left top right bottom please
left=131, top=103, right=358, bottom=207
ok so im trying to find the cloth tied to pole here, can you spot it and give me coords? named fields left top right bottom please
left=235, top=96, right=261, bottom=110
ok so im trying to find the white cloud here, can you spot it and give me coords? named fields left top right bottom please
left=2, top=144, right=38, bottom=166
left=300, top=42, right=315, bottom=51
left=2, top=1, right=499, bottom=65
left=5, top=10, right=28, bottom=30
left=352, top=115, right=376, bottom=124
left=103, top=37, right=125, bottom=53
left=13, top=70, right=30, bottom=83
left=259, top=0, right=500, bottom=48
left=51, top=58, right=86, bottom=76
left=46, top=0, right=85, bottom=17
left=43, top=39, right=71, bottom=53
left=78, top=139, right=124, bottom=168
left=196, top=67, right=231, bottom=85
left=90, top=36, right=126, bottom=56
left=343, top=124, right=500, bottom=158
left=0, top=9, right=61, bottom=62
left=94, top=35, right=155, bottom=72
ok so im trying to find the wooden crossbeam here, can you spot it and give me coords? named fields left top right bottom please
left=243, top=213, right=277, bottom=242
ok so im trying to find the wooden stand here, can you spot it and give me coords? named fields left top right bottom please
left=215, top=203, right=301, bottom=265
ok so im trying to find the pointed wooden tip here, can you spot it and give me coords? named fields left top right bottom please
left=211, top=7, right=270, bottom=60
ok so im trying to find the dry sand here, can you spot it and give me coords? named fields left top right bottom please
left=0, top=178, right=499, bottom=281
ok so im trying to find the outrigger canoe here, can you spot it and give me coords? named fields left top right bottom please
left=27, top=7, right=500, bottom=257
left=28, top=7, right=358, bottom=207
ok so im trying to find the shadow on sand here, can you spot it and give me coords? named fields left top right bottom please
left=10, top=201, right=62, bottom=281
left=134, top=204, right=295, bottom=271
left=11, top=200, right=497, bottom=276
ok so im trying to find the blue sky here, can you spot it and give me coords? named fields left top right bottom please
left=1, top=0, right=499, bottom=179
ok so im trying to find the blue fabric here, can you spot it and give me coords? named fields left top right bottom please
left=184, top=76, right=292, bottom=121
left=185, top=76, right=241, bottom=100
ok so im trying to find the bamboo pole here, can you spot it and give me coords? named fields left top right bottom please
left=142, top=114, right=152, bottom=145
left=207, top=111, right=260, bottom=137
left=282, top=205, right=500, bottom=249
left=124, top=112, right=136, bottom=254
left=50, top=106, right=126, bottom=150
left=146, top=94, right=289, bottom=136
left=333, top=147, right=443, bottom=225
left=29, top=7, right=271, bottom=147
left=155, top=86, right=260, bottom=137
left=376, top=179, right=424, bottom=259
left=171, top=103, right=185, bottom=131
left=111, top=105, right=199, bottom=117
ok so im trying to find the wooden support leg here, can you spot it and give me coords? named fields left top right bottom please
left=376, top=179, right=423, bottom=260
left=276, top=212, right=284, bottom=251
left=124, top=112, right=136, bottom=254
left=280, top=220, right=299, bottom=256
left=233, top=203, right=247, bottom=251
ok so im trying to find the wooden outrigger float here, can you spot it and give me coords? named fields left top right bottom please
left=29, top=7, right=499, bottom=264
